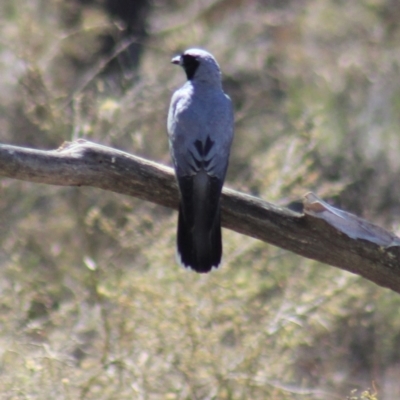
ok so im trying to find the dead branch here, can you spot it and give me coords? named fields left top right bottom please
left=1, top=139, right=400, bottom=293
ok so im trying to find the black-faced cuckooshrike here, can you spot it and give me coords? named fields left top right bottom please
left=168, top=49, right=234, bottom=273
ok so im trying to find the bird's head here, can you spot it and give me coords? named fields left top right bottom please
left=171, top=48, right=222, bottom=86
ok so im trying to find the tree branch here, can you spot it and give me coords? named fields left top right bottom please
left=1, top=140, right=400, bottom=293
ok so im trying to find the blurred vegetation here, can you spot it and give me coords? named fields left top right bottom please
left=1, top=0, right=400, bottom=398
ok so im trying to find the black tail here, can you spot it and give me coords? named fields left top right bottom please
left=177, top=203, right=222, bottom=273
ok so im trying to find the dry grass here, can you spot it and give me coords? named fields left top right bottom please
left=1, top=0, right=400, bottom=398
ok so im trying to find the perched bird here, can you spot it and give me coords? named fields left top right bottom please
left=167, top=48, right=234, bottom=273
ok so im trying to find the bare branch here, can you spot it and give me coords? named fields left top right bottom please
left=1, top=140, right=400, bottom=293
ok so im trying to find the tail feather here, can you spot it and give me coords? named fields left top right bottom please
left=210, top=208, right=222, bottom=266
left=177, top=203, right=222, bottom=273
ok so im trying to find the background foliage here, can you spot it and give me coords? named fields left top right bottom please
left=0, top=0, right=400, bottom=398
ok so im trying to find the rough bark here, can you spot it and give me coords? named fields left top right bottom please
left=1, top=140, right=400, bottom=293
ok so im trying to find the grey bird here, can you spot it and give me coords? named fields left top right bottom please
left=167, top=48, right=234, bottom=273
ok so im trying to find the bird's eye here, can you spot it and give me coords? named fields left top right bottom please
left=182, top=54, right=197, bottom=63
left=181, top=55, right=200, bottom=80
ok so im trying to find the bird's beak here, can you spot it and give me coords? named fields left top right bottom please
left=171, top=55, right=182, bottom=65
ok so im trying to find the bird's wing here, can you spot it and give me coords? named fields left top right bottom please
left=167, top=87, right=234, bottom=181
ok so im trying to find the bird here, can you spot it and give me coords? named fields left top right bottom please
left=167, top=48, right=234, bottom=273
